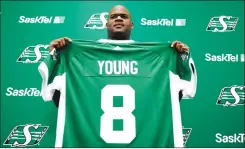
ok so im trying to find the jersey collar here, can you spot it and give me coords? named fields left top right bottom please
left=98, top=39, right=135, bottom=44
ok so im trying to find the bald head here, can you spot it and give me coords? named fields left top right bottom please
left=106, top=5, right=134, bottom=40
left=109, top=5, right=132, bottom=21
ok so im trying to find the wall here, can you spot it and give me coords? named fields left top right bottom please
left=1, top=1, right=244, bottom=148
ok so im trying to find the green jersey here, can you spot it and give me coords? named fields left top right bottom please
left=38, top=39, right=197, bottom=148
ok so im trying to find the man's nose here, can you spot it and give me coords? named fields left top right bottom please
left=115, top=16, right=123, bottom=21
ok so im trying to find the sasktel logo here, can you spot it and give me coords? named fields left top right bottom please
left=216, top=133, right=244, bottom=144
left=6, top=87, right=41, bottom=97
left=205, top=53, right=244, bottom=62
left=18, top=16, right=65, bottom=24
left=141, top=18, right=186, bottom=26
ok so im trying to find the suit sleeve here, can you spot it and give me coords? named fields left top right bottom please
left=38, top=49, right=64, bottom=102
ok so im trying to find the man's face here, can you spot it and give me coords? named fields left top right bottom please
left=106, top=6, right=133, bottom=34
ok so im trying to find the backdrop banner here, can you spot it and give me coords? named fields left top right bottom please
left=1, top=1, right=244, bottom=148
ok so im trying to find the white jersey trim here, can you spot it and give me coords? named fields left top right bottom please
left=38, top=61, right=66, bottom=147
left=38, top=62, right=64, bottom=101
left=169, top=57, right=197, bottom=147
left=169, top=71, right=184, bottom=147
left=180, top=58, right=197, bottom=98
left=55, top=73, right=66, bottom=147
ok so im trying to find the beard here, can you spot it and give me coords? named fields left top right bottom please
left=108, top=28, right=131, bottom=40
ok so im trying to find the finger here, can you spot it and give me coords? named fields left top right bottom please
left=176, top=43, right=184, bottom=51
left=59, top=38, right=66, bottom=47
left=50, top=46, right=55, bottom=52
left=171, top=40, right=178, bottom=47
left=50, top=41, right=58, bottom=47
left=56, top=44, right=61, bottom=49
left=61, top=38, right=66, bottom=46
left=180, top=44, right=185, bottom=50
left=55, top=40, right=61, bottom=48
left=182, top=46, right=189, bottom=53
left=173, top=41, right=182, bottom=48
left=50, top=41, right=58, bottom=52
left=56, top=40, right=61, bottom=48
left=57, top=40, right=62, bottom=48
left=64, top=37, right=72, bottom=42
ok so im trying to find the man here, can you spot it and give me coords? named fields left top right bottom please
left=40, top=5, right=196, bottom=148
left=49, top=5, right=189, bottom=106
left=49, top=5, right=189, bottom=53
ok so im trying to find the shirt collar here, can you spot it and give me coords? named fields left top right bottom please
left=98, top=39, right=135, bottom=44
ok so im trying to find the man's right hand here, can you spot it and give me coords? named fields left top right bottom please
left=49, top=37, right=72, bottom=52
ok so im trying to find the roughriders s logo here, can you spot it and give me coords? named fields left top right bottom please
left=84, top=12, right=108, bottom=30
left=182, top=127, right=192, bottom=147
left=3, top=124, right=48, bottom=147
left=17, top=44, right=49, bottom=63
left=217, top=85, right=245, bottom=106
left=206, top=16, right=239, bottom=32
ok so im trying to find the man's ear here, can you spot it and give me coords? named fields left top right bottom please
left=105, top=22, right=109, bottom=28
left=131, top=22, right=134, bottom=29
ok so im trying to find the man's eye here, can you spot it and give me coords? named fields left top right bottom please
left=110, top=15, right=116, bottom=19
left=121, top=15, right=128, bottom=19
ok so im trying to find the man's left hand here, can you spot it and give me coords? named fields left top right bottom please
left=171, top=40, right=189, bottom=53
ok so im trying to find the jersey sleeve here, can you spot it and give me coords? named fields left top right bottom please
left=177, top=52, right=197, bottom=98
left=38, top=49, right=64, bottom=102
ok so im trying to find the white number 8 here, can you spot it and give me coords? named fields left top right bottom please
left=100, top=85, right=136, bottom=144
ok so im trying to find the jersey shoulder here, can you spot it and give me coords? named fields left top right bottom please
left=57, top=39, right=98, bottom=65
left=131, top=41, right=177, bottom=62
left=132, top=41, right=175, bottom=55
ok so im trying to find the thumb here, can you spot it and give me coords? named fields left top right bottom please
left=49, top=46, right=55, bottom=52
left=49, top=41, right=58, bottom=52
